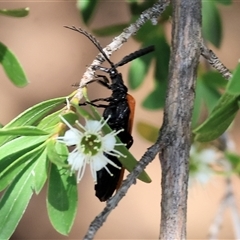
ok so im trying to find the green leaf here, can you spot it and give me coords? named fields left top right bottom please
left=202, top=1, right=222, bottom=48
left=198, top=77, right=221, bottom=112
left=4, top=97, right=66, bottom=128
left=92, top=23, right=129, bottom=36
left=132, top=20, right=157, bottom=42
left=0, top=160, right=36, bottom=240
left=77, top=0, right=98, bottom=25
left=201, top=71, right=227, bottom=89
left=47, top=164, right=77, bottom=235
left=0, top=42, right=28, bottom=87
left=0, top=96, right=66, bottom=146
left=192, top=71, right=227, bottom=126
left=101, top=116, right=151, bottom=183
left=0, top=126, right=49, bottom=136
left=60, top=111, right=78, bottom=125
left=136, top=121, right=158, bottom=143
left=0, top=7, right=29, bottom=17
left=193, top=93, right=239, bottom=142
left=226, top=63, right=240, bottom=95
left=0, top=135, right=47, bottom=163
left=155, top=34, right=170, bottom=81
left=159, top=4, right=172, bottom=23
left=128, top=42, right=154, bottom=89
left=225, top=151, right=240, bottom=174
left=37, top=109, right=62, bottom=131
left=142, top=33, right=169, bottom=110
left=32, top=148, right=48, bottom=194
left=192, top=82, right=203, bottom=128
left=129, top=1, right=157, bottom=16
left=47, top=140, right=69, bottom=168
left=142, top=81, right=166, bottom=109
left=0, top=143, right=46, bottom=191
left=116, top=143, right=152, bottom=183
left=215, top=0, right=232, bottom=5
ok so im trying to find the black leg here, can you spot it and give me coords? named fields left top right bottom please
left=79, top=97, right=111, bottom=108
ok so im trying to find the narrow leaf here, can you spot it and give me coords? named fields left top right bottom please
left=0, top=42, right=28, bottom=87
left=0, top=144, right=45, bottom=191
left=47, top=140, right=69, bottom=168
left=32, top=148, right=48, bottom=194
left=92, top=23, right=129, bottom=36
left=0, top=126, right=49, bottom=136
left=198, top=78, right=221, bottom=112
left=115, top=143, right=152, bottom=183
left=77, top=0, right=98, bottom=25
left=192, top=79, right=203, bottom=127
left=226, top=63, right=240, bottom=95
left=128, top=42, right=154, bottom=89
left=0, top=96, right=66, bottom=146
left=4, top=97, right=66, bottom=128
left=0, top=135, right=47, bottom=162
left=101, top=115, right=152, bottom=183
left=142, top=81, right=166, bottom=109
left=202, top=1, right=222, bottom=48
left=193, top=93, right=239, bottom=142
left=215, top=0, right=232, bottom=5
left=0, top=161, right=36, bottom=240
left=142, top=33, right=169, bottom=110
left=47, top=164, right=77, bottom=235
left=0, top=7, right=29, bottom=17
left=201, top=71, right=227, bottom=89
left=137, top=121, right=158, bottom=143
left=37, top=109, right=62, bottom=130
left=60, top=111, right=78, bottom=126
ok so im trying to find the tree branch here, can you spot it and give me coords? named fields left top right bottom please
left=68, top=0, right=170, bottom=100
left=83, top=140, right=163, bottom=240
left=200, top=42, right=232, bottom=80
left=159, top=0, right=201, bottom=239
left=80, top=1, right=170, bottom=239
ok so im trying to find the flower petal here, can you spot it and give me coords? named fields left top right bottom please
left=85, top=119, right=102, bottom=133
left=67, top=149, right=85, bottom=171
left=91, top=153, right=108, bottom=171
left=59, top=129, right=82, bottom=146
left=102, top=134, right=116, bottom=151
left=93, top=152, right=121, bottom=171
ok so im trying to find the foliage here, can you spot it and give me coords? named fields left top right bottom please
left=0, top=8, right=29, bottom=87
left=0, top=92, right=150, bottom=239
left=1, top=0, right=239, bottom=238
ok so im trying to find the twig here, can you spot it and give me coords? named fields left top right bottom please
left=208, top=144, right=240, bottom=239
left=208, top=177, right=232, bottom=240
left=79, top=1, right=170, bottom=239
left=208, top=176, right=240, bottom=239
left=83, top=140, right=162, bottom=240
left=208, top=134, right=240, bottom=239
left=65, top=0, right=170, bottom=100
left=229, top=186, right=240, bottom=239
left=200, top=41, right=232, bottom=80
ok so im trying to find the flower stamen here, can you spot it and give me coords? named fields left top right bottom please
left=57, top=115, right=126, bottom=183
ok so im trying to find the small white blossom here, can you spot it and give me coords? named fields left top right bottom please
left=57, top=115, right=125, bottom=183
left=189, top=146, right=217, bottom=185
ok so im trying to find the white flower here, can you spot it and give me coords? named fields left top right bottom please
left=57, top=115, right=125, bottom=183
left=189, top=146, right=217, bottom=185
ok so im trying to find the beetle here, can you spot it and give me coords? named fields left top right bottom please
left=67, top=26, right=154, bottom=201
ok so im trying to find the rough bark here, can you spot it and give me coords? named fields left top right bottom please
left=159, top=0, right=201, bottom=239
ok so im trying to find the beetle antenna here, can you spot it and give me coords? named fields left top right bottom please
left=64, top=26, right=115, bottom=69
left=114, top=45, right=155, bottom=68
